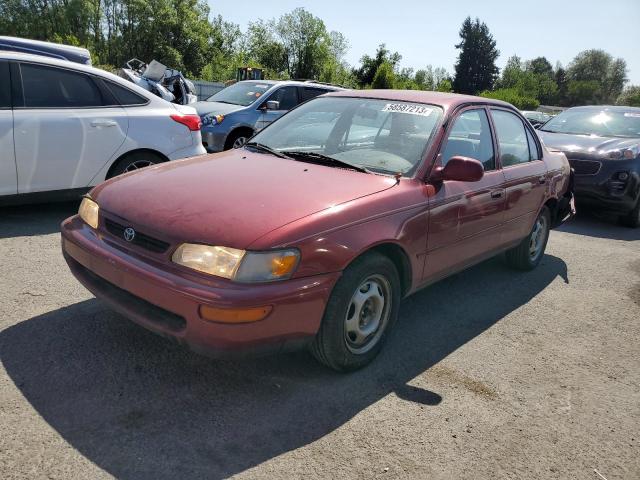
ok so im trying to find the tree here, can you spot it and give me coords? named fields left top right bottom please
left=371, top=61, right=395, bottom=89
left=616, top=86, right=640, bottom=107
left=452, top=17, right=499, bottom=94
left=353, top=44, right=401, bottom=87
left=566, top=50, right=628, bottom=104
left=527, top=56, right=554, bottom=78
left=480, top=89, right=539, bottom=110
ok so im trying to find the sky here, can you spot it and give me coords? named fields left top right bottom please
left=208, top=0, right=640, bottom=84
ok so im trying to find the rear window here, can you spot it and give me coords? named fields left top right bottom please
left=300, top=87, right=329, bottom=102
left=20, top=63, right=104, bottom=108
left=0, top=62, right=10, bottom=109
left=104, top=80, right=148, bottom=106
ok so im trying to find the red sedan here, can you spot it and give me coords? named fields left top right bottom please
left=61, top=90, right=573, bottom=371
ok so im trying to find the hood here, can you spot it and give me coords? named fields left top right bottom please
left=192, top=101, right=246, bottom=117
left=539, top=130, right=640, bottom=158
left=91, top=150, right=397, bottom=249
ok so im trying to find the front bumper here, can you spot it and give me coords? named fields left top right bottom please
left=201, top=128, right=227, bottom=153
left=570, top=158, right=640, bottom=214
left=61, top=216, right=339, bottom=357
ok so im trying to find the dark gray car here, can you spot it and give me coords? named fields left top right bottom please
left=538, top=105, right=640, bottom=227
left=194, top=80, right=343, bottom=152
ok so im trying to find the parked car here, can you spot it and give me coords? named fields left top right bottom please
left=538, top=105, right=640, bottom=227
left=0, top=52, right=206, bottom=204
left=0, top=36, right=91, bottom=65
left=194, top=80, right=343, bottom=152
left=61, top=90, right=573, bottom=371
left=521, top=110, right=551, bottom=128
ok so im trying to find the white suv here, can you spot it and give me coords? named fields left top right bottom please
left=0, top=52, right=206, bottom=204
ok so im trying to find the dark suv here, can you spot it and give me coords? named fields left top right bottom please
left=538, top=106, right=640, bottom=227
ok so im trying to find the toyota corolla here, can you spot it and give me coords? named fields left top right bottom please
left=61, top=90, right=573, bottom=371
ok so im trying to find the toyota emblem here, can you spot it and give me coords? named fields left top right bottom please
left=123, top=227, right=136, bottom=242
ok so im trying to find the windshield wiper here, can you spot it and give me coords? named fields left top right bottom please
left=283, top=151, right=371, bottom=174
left=244, top=142, right=291, bottom=159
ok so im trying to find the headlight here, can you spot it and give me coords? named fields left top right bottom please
left=172, top=244, right=299, bottom=282
left=78, top=197, right=99, bottom=229
left=202, top=114, right=224, bottom=126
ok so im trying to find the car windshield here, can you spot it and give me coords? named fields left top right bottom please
left=540, top=109, right=640, bottom=138
left=205, top=82, right=274, bottom=106
left=249, top=97, right=443, bottom=176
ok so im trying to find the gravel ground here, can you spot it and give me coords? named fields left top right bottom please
left=0, top=202, right=639, bottom=480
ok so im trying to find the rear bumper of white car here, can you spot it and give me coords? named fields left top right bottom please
left=168, top=141, right=206, bottom=160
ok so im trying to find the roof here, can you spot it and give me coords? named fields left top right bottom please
left=237, top=79, right=344, bottom=90
left=325, top=89, right=514, bottom=110
left=0, top=36, right=91, bottom=65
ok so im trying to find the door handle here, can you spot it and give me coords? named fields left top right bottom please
left=538, top=176, right=546, bottom=184
left=90, top=120, right=117, bottom=128
left=490, top=190, right=503, bottom=199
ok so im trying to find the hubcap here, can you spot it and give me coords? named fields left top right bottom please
left=124, top=159, right=154, bottom=172
left=233, top=136, right=247, bottom=148
left=529, top=214, right=548, bottom=260
left=344, top=274, right=391, bottom=354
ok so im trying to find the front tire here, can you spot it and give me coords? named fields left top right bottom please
left=620, top=198, right=640, bottom=228
left=506, top=206, right=551, bottom=271
left=311, top=252, right=401, bottom=372
left=225, top=130, right=251, bottom=150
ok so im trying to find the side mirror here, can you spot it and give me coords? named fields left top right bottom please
left=430, top=156, right=484, bottom=183
left=265, top=100, right=280, bottom=111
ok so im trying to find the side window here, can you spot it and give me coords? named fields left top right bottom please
left=526, top=128, right=541, bottom=161
left=300, top=87, right=328, bottom=102
left=268, top=86, right=298, bottom=110
left=103, top=80, right=148, bottom=106
left=20, top=63, right=104, bottom=108
left=441, top=109, right=495, bottom=171
left=0, top=62, right=10, bottom=109
left=491, top=109, right=530, bottom=166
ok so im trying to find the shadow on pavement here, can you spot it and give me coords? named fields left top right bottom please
left=0, top=201, right=79, bottom=239
left=0, top=254, right=568, bottom=479
left=557, top=212, right=640, bottom=241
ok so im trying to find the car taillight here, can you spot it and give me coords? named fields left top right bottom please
left=170, top=114, right=202, bottom=131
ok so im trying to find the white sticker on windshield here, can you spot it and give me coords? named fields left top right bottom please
left=624, top=112, right=640, bottom=118
left=382, top=103, right=433, bottom=116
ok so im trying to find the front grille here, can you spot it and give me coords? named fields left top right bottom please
left=104, top=219, right=170, bottom=254
left=568, top=159, right=601, bottom=175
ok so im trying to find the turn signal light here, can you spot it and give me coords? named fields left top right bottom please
left=199, top=305, right=272, bottom=324
left=170, top=114, right=202, bottom=131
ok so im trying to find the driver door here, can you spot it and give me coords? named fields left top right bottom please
left=256, top=86, right=299, bottom=131
left=424, top=107, right=507, bottom=281
left=0, top=60, right=17, bottom=196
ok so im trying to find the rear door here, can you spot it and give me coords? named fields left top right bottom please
left=256, top=85, right=299, bottom=131
left=11, top=61, right=128, bottom=193
left=489, top=108, right=547, bottom=245
left=0, top=60, right=17, bottom=196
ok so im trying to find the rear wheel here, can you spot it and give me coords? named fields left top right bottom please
left=108, top=151, right=164, bottom=178
left=506, top=206, right=551, bottom=271
left=620, top=198, right=640, bottom=228
left=311, top=252, right=400, bottom=372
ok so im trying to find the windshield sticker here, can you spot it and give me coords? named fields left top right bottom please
left=624, top=112, right=640, bottom=118
left=382, top=103, right=433, bottom=117
left=254, top=84, right=269, bottom=89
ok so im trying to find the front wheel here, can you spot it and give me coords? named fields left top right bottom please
left=505, top=206, right=551, bottom=271
left=310, top=252, right=401, bottom=372
left=620, top=198, right=640, bottom=228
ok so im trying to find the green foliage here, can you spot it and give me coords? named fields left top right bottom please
left=452, top=17, right=499, bottom=94
left=616, top=86, right=640, bottom=107
left=496, top=55, right=557, bottom=105
left=436, top=78, right=453, bottom=92
left=353, top=44, right=402, bottom=88
left=371, top=62, right=395, bottom=89
left=566, top=49, right=627, bottom=104
left=479, top=88, right=539, bottom=110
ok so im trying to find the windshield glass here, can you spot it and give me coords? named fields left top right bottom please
left=540, top=109, right=640, bottom=138
left=249, top=97, right=443, bottom=176
left=205, top=82, right=274, bottom=106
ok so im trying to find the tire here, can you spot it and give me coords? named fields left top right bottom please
left=310, top=252, right=401, bottom=372
left=620, top=198, right=640, bottom=228
left=224, top=130, right=251, bottom=150
left=108, top=151, right=164, bottom=178
left=506, top=206, right=551, bottom=271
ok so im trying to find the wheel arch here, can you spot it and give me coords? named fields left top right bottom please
left=224, top=126, right=255, bottom=150
left=349, top=242, right=413, bottom=298
left=105, top=148, right=169, bottom=179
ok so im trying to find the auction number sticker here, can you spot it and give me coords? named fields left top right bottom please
left=382, top=103, right=433, bottom=117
